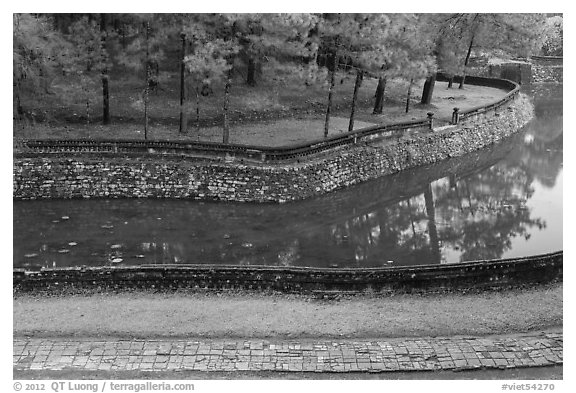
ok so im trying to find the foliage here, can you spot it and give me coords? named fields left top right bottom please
left=64, top=17, right=110, bottom=74
left=56, top=17, right=112, bottom=122
left=13, top=14, right=68, bottom=100
left=13, top=13, right=551, bottom=136
left=541, top=16, right=563, bottom=56
left=222, top=13, right=318, bottom=85
left=183, top=15, right=240, bottom=93
left=115, top=14, right=167, bottom=86
left=433, top=13, right=547, bottom=68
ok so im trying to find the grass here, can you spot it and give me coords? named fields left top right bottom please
left=14, top=69, right=508, bottom=147
left=14, top=283, right=562, bottom=340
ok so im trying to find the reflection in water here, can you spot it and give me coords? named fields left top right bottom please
left=13, top=85, right=562, bottom=269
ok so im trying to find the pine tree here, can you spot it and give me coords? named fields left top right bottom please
left=116, top=14, right=167, bottom=139
left=433, top=14, right=547, bottom=89
left=228, top=13, right=318, bottom=87
left=13, top=14, right=67, bottom=121
left=343, top=14, right=394, bottom=131
left=61, top=16, right=111, bottom=125
left=187, top=13, right=316, bottom=144
left=185, top=35, right=238, bottom=139
left=370, top=14, right=419, bottom=113
left=541, top=16, right=562, bottom=56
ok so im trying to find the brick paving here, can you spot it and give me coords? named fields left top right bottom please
left=13, top=331, right=562, bottom=373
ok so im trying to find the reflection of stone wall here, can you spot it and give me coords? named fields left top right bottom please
left=13, top=251, right=562, bottom=294
left=13, top=96, right=534, bottom=203
left=532, top=65, right=563, bottom=83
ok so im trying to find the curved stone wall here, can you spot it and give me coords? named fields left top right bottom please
left=13, top=251, right=562, bottom=294
left=13, top=94, right=534, bottom=203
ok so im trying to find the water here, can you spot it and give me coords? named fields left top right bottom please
left=13, top=84, right=562, bottom=270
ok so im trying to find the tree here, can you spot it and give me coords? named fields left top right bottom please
left=366, top=14, right=434, bottom=114
left=229, top=13, right=318, bottom=87
left=315, top=14, right=383, bottom=136
left=99, top=14, right=111, bottom=124
left=13, top=14, right=67, bottom=121
left=435, top=37, right=463, bottom=89
left=433, top=14, right=547, bottom=89
left=185, top=36, right=237, bottom=138
left=541, top=16, right=562, bottom=56
left=342, top=14, right=394, bottom=131
left=371, top=14, right=433, bottom=114
left=192, top=13, right=316, bottom=143
left=61, top=16, right=111, bottom=124
left=116, top=14, right=167, bottom=139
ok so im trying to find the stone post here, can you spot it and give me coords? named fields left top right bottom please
left=427, top=112, right=434, bottom=131
left=451, top=108, right=460, bottom=125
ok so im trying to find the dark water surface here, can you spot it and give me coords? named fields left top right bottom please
left=13, top=84, right=562, bottom=270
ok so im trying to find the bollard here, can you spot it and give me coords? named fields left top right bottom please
left=427, top=112, right=434, bottom=131
left=451, top=107, right=460, bottom=125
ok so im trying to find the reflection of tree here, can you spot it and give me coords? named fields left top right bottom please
left=13, top=85, right=562, bottom=269
left=433, top=163, right=545, bottom=261
left=311, top=194, right=435, bottom=267
left=511, top=125, right=563, bottom=189
left=424, top=184, right=441, bottom=264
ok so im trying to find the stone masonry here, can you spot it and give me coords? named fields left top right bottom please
left=13, top=95, right=534, bottom=203
left=14, top=331, right=562, bottom=373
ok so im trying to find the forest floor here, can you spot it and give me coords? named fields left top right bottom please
left=14, top=71, right=507, bottom=147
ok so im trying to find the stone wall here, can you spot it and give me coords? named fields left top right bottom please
left=13, top=251, right=562, bottom=295
left=468, top=57, right=562, bottom=84
left=13, top=95, right=534, bottom=203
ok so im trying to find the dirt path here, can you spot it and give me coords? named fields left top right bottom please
left=14, top=284, right=561, bottom=339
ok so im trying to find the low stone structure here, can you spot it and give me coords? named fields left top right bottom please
left=468, top=56, right=562, bottom=84
left=13, top=94, right=534, bottom=203
left=13, top=251, right=562, bottom=294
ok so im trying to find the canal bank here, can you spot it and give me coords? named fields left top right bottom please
left=13, top=77, right=532, bottom=203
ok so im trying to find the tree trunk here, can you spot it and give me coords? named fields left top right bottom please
left=420, top=74, right=436, bottom=105
left=102, top=75, right=110, bottom=124
left=247, top=57, right=257, bottom=86
left=448, top=76, right=454, bottom=89
left=85, top=91, right=90, bottom=125
left=348, top=69, right=364, bottom=132
left=324, top=53, right=337, bottom=138
left=195, top=87, right=200, bottom=138
left=372, top=76, right=387, bottom=114
left=144, top=21, right=150, bottom=140
left=14, top=78, right=23, bottom=121
left=100, top=14, right=110, bottom=125
left=179, top=33, right=188, bottom=134
left=424, top=184, right=441, bottom=264
left=405, top=79, right=413, bottom=114
left=223, top=69, right=233, bottom=144
left=459, top=35, right=475, bottom=89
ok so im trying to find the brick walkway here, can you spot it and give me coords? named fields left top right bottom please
left=14, top=331, right=562, bottom=373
